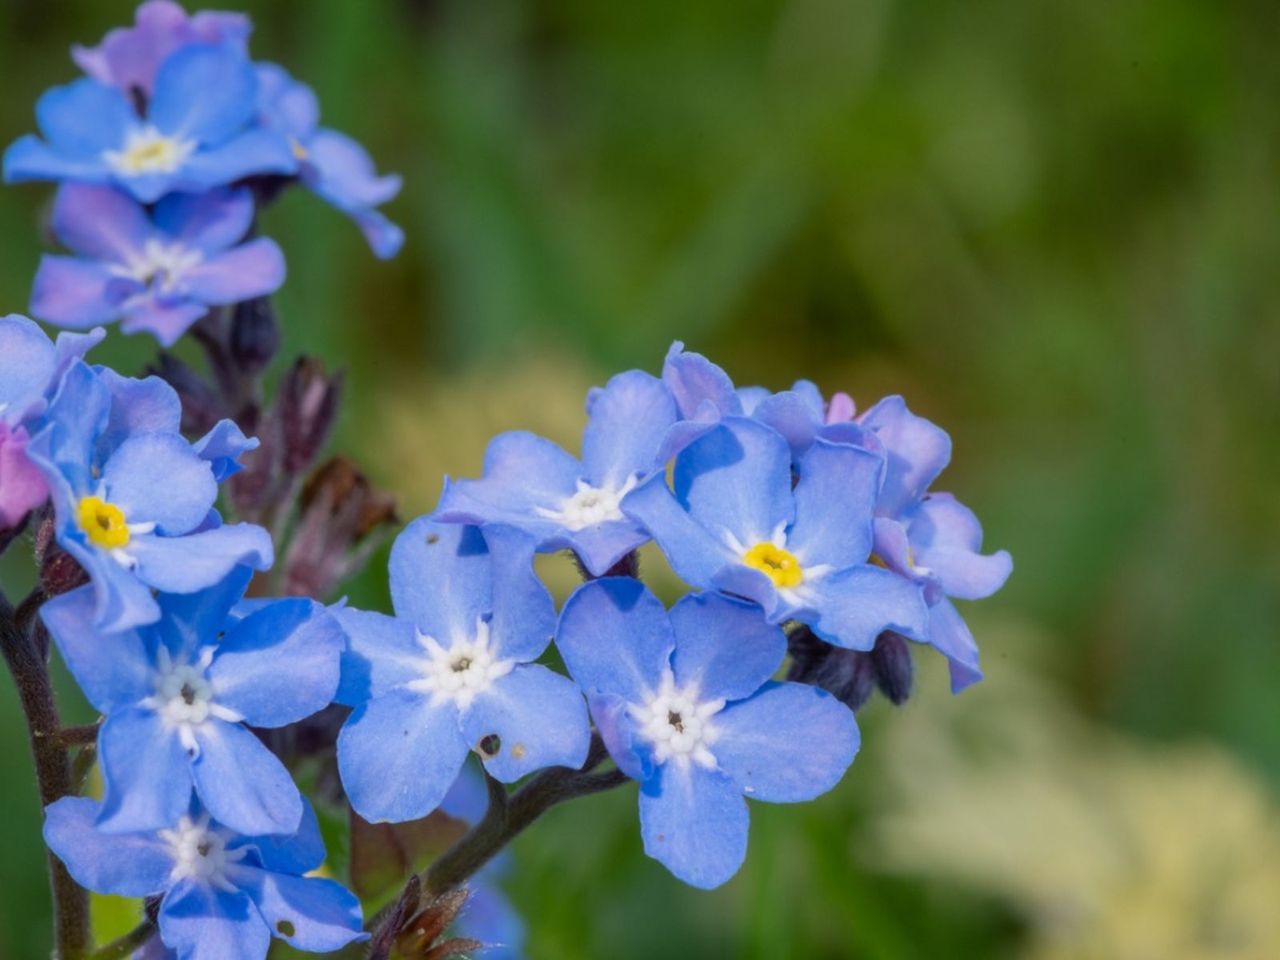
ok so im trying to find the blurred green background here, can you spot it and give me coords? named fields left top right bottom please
left=2, top=0, right=1278, bottom=957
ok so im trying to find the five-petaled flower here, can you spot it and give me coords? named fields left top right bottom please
left=4, top=42, right=295, bottom=203
left=27, top=360, right=272, bottom=632
left=435, top=370, right=686, bottom=577
left=335, top=518, right=590, bottom=822
left=623, top=415, right=930, bottom=652
left=40, top=567, right=343, bottom=836
left=44, top=795, right=365, bottom=959
left=556, top=578, right=860, bottom=888
left=31, top=183, right=285, bottom=347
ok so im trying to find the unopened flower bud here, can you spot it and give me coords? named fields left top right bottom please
left=869, top=631, right=915, bottom=706
left=279, top=357, right=343, bottom=474
left=787, top=626, right=876, bottom=711
left=229, top=296, right=280, bottom=374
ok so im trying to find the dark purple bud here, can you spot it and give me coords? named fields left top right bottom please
left=281, top=457, right=397, bottom=598
left=787, top=626, right=876, bottom=711
left=35, top=513, right=88, bottom=601
left=147, top=353, right=224, bottom=436
left=279, top=357, right=344, bottom=474
left=870, top=631, right=915, bottom=706
left=229, top=297, right=280, bottom=374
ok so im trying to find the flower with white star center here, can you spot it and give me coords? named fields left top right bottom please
left=623, top=416, right=930, bottom=654
left=536, top=474, right=638, bottom=532
left=435, top=369, right=686, bottom=576
left=557, top=579, right=861, bottom=889
left=110, top=236, right=204, bottom=294
left=43, top=795, right=365, bottom=957
left=335, top=520, right=591, bottom=823
left=41, top=570, right=343, bottom=836
left=103, top=124, right=196, bottom=176
left=141, top=646, right=244, bottom=754
left=407, top=619, right=515, bottom=710
left=629, top=671, right=724, bottom=770
left=160, top=813, right=246, bottom=892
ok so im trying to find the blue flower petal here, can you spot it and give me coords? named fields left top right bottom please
left=51, top=183, right=151, bottom=261
left=120, top=299, right=209, bottom=346
left=43, top=797, right=172, bottom=898
left=926, top=598, right=983, bottom=693
left=159, top=881, right=270, bottom=960
left=97, top=368, right=183, bottom=446
left=31, top=256, right=128, bottom=330
left=191, top=420, right=258, bottom=482
left=191, top=720, right=303, bottom=836
left=35, top=78, right=134, bottom=156
left=556, top=578, right=673, bottom=705
left=337, top=689, right=469, bottom=823
left=662, top=341, right=742, bottom=419
left=803, top=565, right=929, bottom=651
left=333, top=606, right=424, bottom=706
left=673, top=418, right=793, bottom=548
left=233, top=866, right=365, bottom=952
left=463, top=665, right=590, bottom=782
left=621, top=476, right=734, bottom=588
left=97, top=706, right=191, bottom=833
left=750, top=389, right=822, bottom=455
left=906, top=493, right=1012, bottom=600
left=208, top=599, right=341, bottom=728
left=234, top=798, right=326, bottom=876
left=154, top=566, right=252, bottom=646
left=639, top=763, right=747, bottom=889
left=713, top=681, right=858, bottom=803
left=589, top=692, right=650, bottom=781
left=786, top=438, right=882, bottom=570
left=581, top=370, right=678, bottom=489
left=0, top=314, right=56, bottom=417
left=388, top=518, right=493, bottom=644
left=562, top=520, right=651, bottom=578
left=130, top=522, right=273, bottom=594
left=3, top=134, right=112, bottom=185
left=859, top=396, right=952, bottom=516
left=176, top=128, right=297, bottom=190
left=41, top=585, right=153, bottom=713
left=668, top=592, right=785, bottom=703
left=149, top=44, right=255, bottom=144
left=484, top=524, right=559, bottom=662
left=101, top=432, right=217, bottom=534
left=182, top=238, right=286, bottom=305
left=152, top=185, right=254, bottom=254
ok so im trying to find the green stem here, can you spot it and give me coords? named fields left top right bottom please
left=89, top=921, right=154, bottom=960
left=0, top=587, right=90, bottom=959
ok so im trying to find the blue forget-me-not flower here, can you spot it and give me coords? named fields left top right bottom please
left=556, top=578, right=859, bottom=888
left=335, top=518, right=590, bottom=822
left=44, top=795, right=364, bottom=960
left=40, top=566, right=343, bottom=836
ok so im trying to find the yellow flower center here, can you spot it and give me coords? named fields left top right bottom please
left=77, top=496, right=131, bottom=550
left=103, top=127, right=195, bottom=176
left=289, top=136, right=310, bottom=162
left=742, top=542, right=804, bottom=588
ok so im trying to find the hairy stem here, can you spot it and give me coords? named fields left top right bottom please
left=90, top=921, right=154, bottom=960
left=0, top=587, right=90, bottom=959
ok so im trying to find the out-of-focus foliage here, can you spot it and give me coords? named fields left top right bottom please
left=1, top=0, right=1276, bottom=957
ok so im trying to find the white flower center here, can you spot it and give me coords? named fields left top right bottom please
left=142, top=647, right=242, bottom=753
left=111, top=238, right=204, bottom=295
left=629, top=671, right=725, bottom=771
left=103, top=125, right=196, bottom=176
left=536, top=475, right=638, bottom=531
left=407, top=618, right=514, bottom=710
left=160, top=814, right=245, bottom=892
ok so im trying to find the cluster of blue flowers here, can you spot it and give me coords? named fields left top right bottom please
left=0, top=4, right=1011, bottom=959
left=4, top=0, right=402, bottom=346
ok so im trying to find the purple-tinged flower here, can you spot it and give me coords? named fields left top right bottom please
left=41, top=567, right=342, bottom=836
left=44, top=795, right=364, bottom=959
left=335, top=519, right=590, bottom=823
left=28, top=361, right=271, bottom=632
left=663, top=341, right=862, bottom=457
left=32, top=183, right=285, bottom=347
left=72, top=1, right=251, bottom=98
left=0, top=314, right=103, bottom=528
left=5, top=43, right=295, bottom=203
left=855, top=396, right=1012, bottom=691
left=624, top=416, right=929, bottom=652
left=255, top=63, right=403, bottom=258
left=557, top=579, right=859, bottom=889
left=435, top=370, right=683, bottom=577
